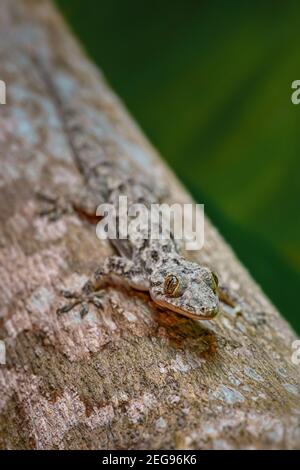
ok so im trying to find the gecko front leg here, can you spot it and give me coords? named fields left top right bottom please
left=94, top=256, right=149, bottom=291
left=57, top=256, right=149, bottom=317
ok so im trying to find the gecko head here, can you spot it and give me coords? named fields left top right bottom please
left=149, top=257, right=219, bottom=320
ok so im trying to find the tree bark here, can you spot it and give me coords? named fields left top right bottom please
left=0, top=0, right=299, bottom=450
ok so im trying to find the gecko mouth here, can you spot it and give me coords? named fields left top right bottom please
left=152, top=296, right=219, bottom=321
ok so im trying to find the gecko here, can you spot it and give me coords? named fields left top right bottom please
left=41, top=168, right=220, bottom=321
left=33, top=55, right=220, bottom=321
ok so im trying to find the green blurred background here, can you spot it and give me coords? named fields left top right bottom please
left=56, top=0, right=300, bottom=331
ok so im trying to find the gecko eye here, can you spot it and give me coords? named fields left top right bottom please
left=211, top=272, right=219, bottom=294
left=164, top=274, right=181, bottom=297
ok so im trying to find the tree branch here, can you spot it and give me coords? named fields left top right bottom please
left=0, top=0, right=299, bottom=449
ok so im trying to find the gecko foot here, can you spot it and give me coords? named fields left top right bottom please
left=57, top=282, right=104, bottom=318
left=36, top=190, right=73, bottom=221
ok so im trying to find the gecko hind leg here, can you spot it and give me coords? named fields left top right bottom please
left=36, top=190, right=73, bottom=221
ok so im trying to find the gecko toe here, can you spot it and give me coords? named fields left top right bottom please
left=57, top=300, right=80, bottom=315
left=61, top=289, right=79, bottom=299
left=91, top=297, right=103, bottom=309
left=80, top=303, right=89, bottom=318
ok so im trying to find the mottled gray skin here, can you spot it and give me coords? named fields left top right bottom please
left=52, top=168, right=220, bottom=321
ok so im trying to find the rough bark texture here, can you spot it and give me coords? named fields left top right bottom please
left=0, top=0, right=299, bottom=450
